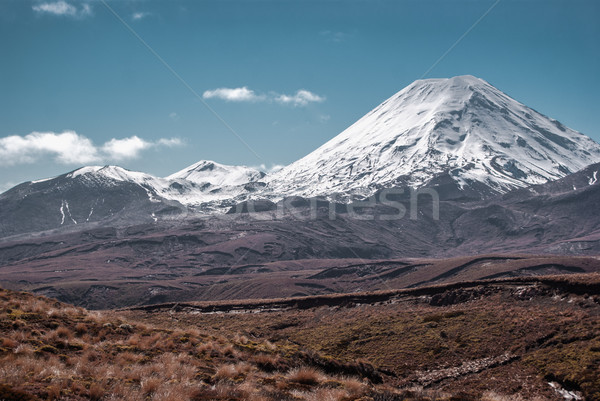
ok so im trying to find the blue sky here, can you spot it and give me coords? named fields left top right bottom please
left=1, top=0, right=599, bottom=192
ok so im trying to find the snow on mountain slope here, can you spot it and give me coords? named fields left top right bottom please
left=162, top=160, right=265, bottom=207
left=2, top=74, right=600, bottom=237
left=65, top=162, right=264, bottom=208
left=67, top=166, right=165, bottom=198
left=168, top=160, right=264, bottom=187
left=0, top=160, right=268, bottom=237
left=0, top=166, right=182, bottom=238
left=266, top=75, right=600, bottom=199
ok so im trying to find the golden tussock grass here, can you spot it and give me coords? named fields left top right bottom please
left=0, top=287, right=393, bottom=401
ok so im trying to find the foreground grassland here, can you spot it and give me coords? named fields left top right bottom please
left=0, top=287, right=481, bottom=401
left=124, top=275, right=600, bottom=401
left=1, top=274, right=599, bottom=400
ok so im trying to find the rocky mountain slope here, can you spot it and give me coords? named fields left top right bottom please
left=1, top=163, right=599, bottom=309
left=0, top=166, right=184, bottom=239
left=0, top=162, right=264, bottom=238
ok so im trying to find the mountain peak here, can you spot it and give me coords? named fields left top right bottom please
left=411, top=74, right=486, bottom=88
left=386, top=75, right=498, bottom=113
left=168, top=160, right=265, bottom=187
left=66, top=166, right=156, bottom=185
left=69, top=165, right=127, bottom=178
left=266, top=76, right=600, bottom=198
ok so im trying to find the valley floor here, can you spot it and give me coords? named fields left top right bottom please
left=121, top=274, right=600, bottom=400
left=1, top=274, right=598, bottom=400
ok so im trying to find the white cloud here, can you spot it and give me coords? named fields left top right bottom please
left=275, top=90, right=325, bottom=107
left=203, top=87, right=264, bottom=102
left=169, top=112, right=180, bottom=121
left=203, top=87, right=325, bottom=107
left=0, top=131, right=183, bottom=166
left=132, top=11, right=150, bottom=21
left=101, top=136, right=151, bottom=161
left=33, top=1, right=76, bottom=16
left=157, top=138, right=183, bottom=147
left=0, top=131, right=99, bottom=165
left=33, top=1, right=92, bottom=18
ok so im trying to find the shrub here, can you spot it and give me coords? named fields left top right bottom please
left=253, top=353, right=283, bottom=372
left=141, top=376, right=162, bottom=396
left=287, top=367, right=323, bottom=386
left=338, top=377, right=367, bottom=396
left=75, top=323, right=87, bottom=336
left=55, top=326, right=71, bottom=339
left=214, top=363, right=250, bottom=382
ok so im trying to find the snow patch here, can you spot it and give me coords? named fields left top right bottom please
left=548, top=382, right=583, bottom=400
left=64, top=201, right=77, bottom=224
left=68, top=166, right=104, bottom=179
left=143, top=186, right=160, bottom=203
left=31, top=176, right=56, bottom=184
left=590, top=170, right=597, bottom=185
left=59, top=201, right=65, bottom=225
left=63, top=164, right=256, bottom=208
left=168, top=160, right=264, bottom=186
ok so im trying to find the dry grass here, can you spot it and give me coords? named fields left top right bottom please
left=140, top=376, right=161, bottom=396
left=481, top=391, right=547, bottom=401
left=286, top=367, right=324, bottom=386
left=0, top=287, right=393, bottom=401
left=4, top=274, right=597, bottom=401
left=214, top=362, right=251, bottom=382
left=253, top=353, right=283, bottom=372
left=123, top=274, right=600, bottom=401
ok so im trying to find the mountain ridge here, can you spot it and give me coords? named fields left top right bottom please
left=4, top=75, right=600, bottom=203
left=2, top=75, right=600, bottom=238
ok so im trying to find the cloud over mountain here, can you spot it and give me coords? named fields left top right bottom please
left=0, top=131, right=182, bottom=166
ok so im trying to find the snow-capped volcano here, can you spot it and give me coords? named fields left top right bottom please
left=266, top=75, right=600, bottom=198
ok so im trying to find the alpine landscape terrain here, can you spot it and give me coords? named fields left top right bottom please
left=2, top=74, right=600, bottom=400
left=2, top=1, right=600, bottom=399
